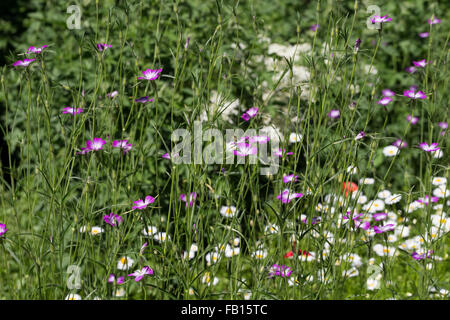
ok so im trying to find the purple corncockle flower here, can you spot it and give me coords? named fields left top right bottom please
left=277, top=189, right=303, bottom=203
left=162, top=151, right=179, bottom=160
left=373, top=223, right=395, bottom=234
left=412, top=250, right=434, bottom=261
left=356, top=221, right=371, bottom=230
left=310, top=24, right=319, bottom=32
left=282, top=174, right=298, bottom=183
left=108, top=274, right=124, bottom=284
left=103, top=213, right=123, bottom=227
left=268, top=264, right=292, bottom=278
left=419, top=142, right=439, bottom=152
left=407, top=115, right=419, bottom=125
left=328, top=109, right=340, bottom=119
left=233, top=143, right=257, bottom=157
left=403, top=89, right=426, bottom=99
left=128, top=266, right=154, bottom=282
left=418, top=32, right=429, bottom=38
left=371, top=15, right=392, bottom=24
left=62, top=107, right=83, bottom=115
left=185, top=37, right=190, bottom=50
left=107, top=91, right=119, bottom=99
left=354, top=38, right=361, bottom=52
left=134, top=96, right=153, bottom=103
left=138, top=68, right=162, bottom=81
left=343, top=211, right=363, bottom=221
left=180, top=193, right=196, bottom=207
left=382, top=89, right=395, bottom=97
left=417, top=195, right=439, bottom=205
left=139, top=242, right=148, bottom=255
left=112, top=140, right=132, bottom=154
left=26, top=45, right=47, bottom=54
left=13, top=59, right=35, bottom=67
left=86, top=137, right=107, bottom=151
left=393, top=139, right=407, bottom=148
left=372, top=212, right=388, bottom=221
left=377, top=96, right=392, bottom=106
left=241, top=107, right=259, bottom=121
left=273, top=148, right=293, bottom=157
left=0, top=223, right=6, bottom=237
left=438, top=122, right=448, bottom=130
left=405, top=66, right=417, bottom=74
left=428, top=17, right=441, bottom=25
left=97, top=43, right=112, bottom=51
left=248, top=135, right=269, bottom=144
left=132, top=195, right=155, bottom=210
left=355, top=131, right=365, bottom=140
left=412, top=59, right=428, bottom=68
left=302, top=216, right=321, bottom=225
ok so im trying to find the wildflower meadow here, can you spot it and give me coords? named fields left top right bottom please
left=0, top=0, right=449, bottom=300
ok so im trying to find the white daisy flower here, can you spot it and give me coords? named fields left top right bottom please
left=432, top=177, right=447, bottom=186
left=367, top=278, right=380, bottom=290
left=90, top=226, right=104, bottom=236
left=220, top=206, right=237, bottom=218
left=117, top=256, right=134, bottom=270
left=289, top=132, right=303, bottom=143
left=382, top=145, right=400, bottom=157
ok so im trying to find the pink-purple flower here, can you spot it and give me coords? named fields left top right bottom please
left=86, top=137, right=107, bottom=151
left=277, top=189, right=303, bottom=203
left=97, top=43, right=112, bottom=51
left=412, top=250, right=434, bottom=261
left=372, top=212, right=388, bottom=221
left=419, top=142, right=439, bottom=152
left=112, top=140, right=132, bottom=154
left=180, top=193, right=196, bottom=207
left=328, top=109, right=340, bottom=119
left=162, top=152, right=180, bottom=160
left=13, top=59, right=35, bottom=67
left=381, top=89, right=395, bottom=97
left=418, top=32, right=429, bottom=38
left=427, top=17, right=441, bottom=25
left=135, top=96, right=153, bottom=103
left=241, top=107, right=258, bottom=121
left=108, top=274, right=124, bottom=284
left=128, top=266, right=154, bottom=282
left=405, top=66, right=417, bottom=74
left=403, top=89, right=426, bottom=100
left=393, top=139, right=407, bottom=148
left=417, top=195, right=439, bottom=205
left=132, top=195, right=155, bottom=210
left=373, top=223, right=395, bottom=234
left=355, top=131, right=365, bottom=140
left=268, top=264, right=292, bottom=278
left=138, top=68, right=162, bottom=81
left=412, top=59, right=429, bottom=68
left=233, top=143, right=257, bottom=157
left=78, top=138, right=106, bottom=154
left=377, top=96, right=392, bottom=106
left=407, top=115, right=419, bottom=125
left=62, top=107, right=83, bottom=115
left=282, top=174, right=298, bottom=184
left=104, top=213, right=123, bottom=227
left=0, top=223, right=6, bottom=237
left=370, top=15, right=392, bottom=24
left=273, top=148, right=293, bottom=157
left=26, top=45, right=47, bottom=54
